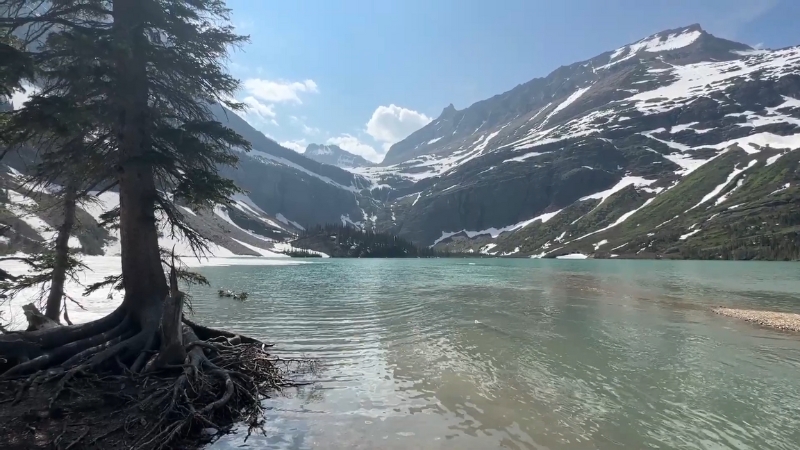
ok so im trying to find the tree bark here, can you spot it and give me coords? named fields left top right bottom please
left=151, top=265, right=186, bottom=368
left=112, top=0, right=168, bottom=327
left=44, top=182, right=77, bottom=321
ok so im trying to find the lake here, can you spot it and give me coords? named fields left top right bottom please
left=190, top=259, right=800, bottom=450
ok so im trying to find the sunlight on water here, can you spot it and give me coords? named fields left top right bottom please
left=189, top=259, right=800, bottom=450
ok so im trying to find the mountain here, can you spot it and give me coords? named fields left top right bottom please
left=348, top=25, right=800, bottom=260
left=3, top=24, right=799, bottom=260
left=0, top=104, right=387, bottom=259
left=304, top=144, right=374, bottom=168
left=0, top=165, right=305, bottom=258
left=211, top=105, right=384, bottom=230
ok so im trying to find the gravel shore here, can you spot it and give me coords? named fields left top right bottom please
left=713, top=307, right=800, bottom=333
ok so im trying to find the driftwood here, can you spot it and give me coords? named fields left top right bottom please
left=22, top=303, right=60, bottom=331
left=218, top=289, right=248, bottom=301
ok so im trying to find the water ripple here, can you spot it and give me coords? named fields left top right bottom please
left=192, top=259, right=800, bottom=450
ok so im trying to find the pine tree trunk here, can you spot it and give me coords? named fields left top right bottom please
left=113, top=0, right=168, bottom=327
left=44, top=182, right=77, bottom=321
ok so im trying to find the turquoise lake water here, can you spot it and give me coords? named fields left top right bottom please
left=190, top=259, right=800, bottom=450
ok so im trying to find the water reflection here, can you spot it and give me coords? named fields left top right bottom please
left=194, top=259, right=800, bottom=450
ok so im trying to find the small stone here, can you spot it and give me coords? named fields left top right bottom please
left=201, top=427, right=218, bottom=436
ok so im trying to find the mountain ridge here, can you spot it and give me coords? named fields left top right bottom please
left=304, top=143, right=374, bottom=168
left=3, top=24, right=799, bottom=261
left=381, top=24, right=752, bottom=166
left=344, top=24, right=800, bottom=259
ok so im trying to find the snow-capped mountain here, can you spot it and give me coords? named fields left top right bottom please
left=0, top=164, right=307, bottom=258
left=211, top=105, right=383, bottom=230
left=349, top=24, right=800, bottom=259
left=304, top=144, right=374, bottom=168
left=3, top=24, right=798, bottom=260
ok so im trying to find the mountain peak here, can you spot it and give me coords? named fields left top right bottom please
left=683, top=23, right=703, bottom=32
left=598, top=23, right=749, bottom=69
left=304, top=143, right=374, bottom=168
left=663, top=23, right=704, bottom=35
left=642, top=23, right=705, bottom=41
left=439, top=103, right=457, bottom=118
left=305, top=143, right=335, bottom=154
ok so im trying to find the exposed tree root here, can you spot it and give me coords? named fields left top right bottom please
left=0, top=315, right=313, bottom=450
left=182, top=317, right=267, bottom=346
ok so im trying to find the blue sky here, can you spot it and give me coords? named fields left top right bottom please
left=225, top=0, right=800, bottom=162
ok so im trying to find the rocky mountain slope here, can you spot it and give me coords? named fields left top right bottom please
left=0, top=164, right=306, bottom=259
left=349, top=24, right=800, bottom=259
left=0, top=103, right=384, bottom=259
left=3, top=24, right=798, bottom=260
left=210, top=105, right=385, bottom=230
left=304, top=144, right=374, bottom=168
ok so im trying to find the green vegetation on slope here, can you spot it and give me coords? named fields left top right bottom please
left=291, top=223, right=440, bottom=258
left=433, top=146, right=800, bottom=261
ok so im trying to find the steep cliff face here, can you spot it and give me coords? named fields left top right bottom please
left=211, top=105, right=379, bottom=229
left=348, top=25, right=800, bottom=259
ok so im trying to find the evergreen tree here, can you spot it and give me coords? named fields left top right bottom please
left=0, top=2, right=285, bottom=446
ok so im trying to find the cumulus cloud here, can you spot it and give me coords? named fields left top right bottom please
left=234, top=78, right=318, bottom=130
left=326, top=134, right=382, bottom=163
left=280, top=139, right=308, bottom=153
left=289, top=116, right=320, bottom=136
left=365, top=104, right=432, bottom=146
left=242, top=78, right=318, bottom=104
left=301, top=124, right=320, bottom=136
left=240, top=96, right=278, bottom=126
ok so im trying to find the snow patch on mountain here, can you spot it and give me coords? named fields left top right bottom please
left=432, top=209, right=562, bottom=246
left=503, top=151, right=546, bottom=163
left=542, top=86, right=593, bottom=127
left=556, top=253, right=589, bottom=260
left=600, top=29, right=702, bottom=71
left=276, top=213, right=304, bottom=231
left=580, top=176, right=657, bottom=204
left=576, top=198, right=657, bottom=242
left=247, top=149, right=363, bottom=193
left=631, top=47, right=800, bottom=114
left=690, top=160, right=757, bottom=210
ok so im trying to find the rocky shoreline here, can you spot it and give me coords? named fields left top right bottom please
left=713, top=307, right=800, bottom=333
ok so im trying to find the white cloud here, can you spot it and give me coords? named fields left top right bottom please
left=289, top=115, right=320, bottom=136
left=365, top=104, right=432, bottom=146
left=242, top=78, right=318, bottom=104
left=301, top=124, right=320, bottom=136
left=326, top=134, right=382, bottom=163
left=280, top=139, right=308, bottom=153
left=241, top=96, right=278, bottom=126
left=235, top=78, right=318, bottom=130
